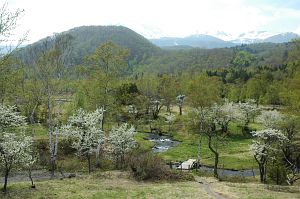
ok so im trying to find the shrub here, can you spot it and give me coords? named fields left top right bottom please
left=128, top=151, right=193, bottom=181
left=128, top=152, right=166, bottom=180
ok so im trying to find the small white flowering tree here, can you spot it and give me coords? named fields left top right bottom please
left=236, top=99, right=260, bottom=134
left=257, top=110, right=282, bottom=129
left=193, top=106, right=221, bottom=178
left=176, top=94, right=185, bottom=115
left=107, top=123, right=136, bottom=169
left=0, top=105, right=37, bottom=192
left=214, top=100, right=237, bottom=134
left=150, top=99, right=164, bottom=120
left=165, top=113, right=175, bottom=133
left=61, top=108, right=105, bottom=173
left=0, top=105, right=26, bottom=130
left=0, top=133, right=35, bottom=192
left=250, top=129, right=287, bottom=183
left=21, top=148, right=37, bottom=189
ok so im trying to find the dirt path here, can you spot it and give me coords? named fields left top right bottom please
left=194, top=176, right=225, bottom=199
left=1, top=170, right=78, bottom=183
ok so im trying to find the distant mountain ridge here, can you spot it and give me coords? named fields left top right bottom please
left=150, top=35, right=235, bottom=49
left=150, top=32, right=300, bottom=49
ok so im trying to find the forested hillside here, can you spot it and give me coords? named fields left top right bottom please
left=13, top=25, right=293, bottom=76
left=134, top=42, right=290, bottom=74
left=15, top=25, right=161, bottom=67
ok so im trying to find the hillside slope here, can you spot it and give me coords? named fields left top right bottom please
left=16, top=25, right=161, bottom=66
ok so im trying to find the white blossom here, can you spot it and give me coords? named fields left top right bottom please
left=176, top=94, right=185, bottom=106
left=257, top=110, right=283, bottom=129
left=107, top=123, right=136, bottom=161
left=213, top=100, right=238, bottom=132
left=128, top=105, right=138, bottom=114
left=0, top=104, right=26, bottom=129
left=235, top=99, right=260, bottom=126
left=250, top=129, right=287, bottom=163
left=0, top=132, right=34, bottom=167
left=165, top=113, right=175, bottom=124
left=61, top=108, right=105, bottom=157
left=0, top=132, right=36, bottom=191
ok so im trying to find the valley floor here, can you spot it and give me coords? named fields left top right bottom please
left=1, top=171, right=299, bottom=199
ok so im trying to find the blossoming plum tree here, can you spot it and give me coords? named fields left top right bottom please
left=0, top=105, right=35, bottom=192
left=61, top=108, right=105, bottom=173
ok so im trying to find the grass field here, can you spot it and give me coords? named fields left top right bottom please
left=158, top=118, right=257, bottom=170
left=1, top=171, right=299, bottom=199
left=1, top=171, right=211, bottom=199
left=212, top=178, right=300, bottom=199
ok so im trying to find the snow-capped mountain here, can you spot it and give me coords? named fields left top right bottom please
left=210, top=31, right=279, bottom=44
left=263, top=32, right=299, bottom=43
left=150, top=34, right=235, bottom=49
left=148, top=31, right=299, bottom=48
left=230, top=31, right=278, bottom=44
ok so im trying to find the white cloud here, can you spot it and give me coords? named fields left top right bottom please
left=5, top=0, right=300, bottom=43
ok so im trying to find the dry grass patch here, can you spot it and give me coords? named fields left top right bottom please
left=211, top=180, right=300, bottom=199
left=1, top=171, right=212, bottom=199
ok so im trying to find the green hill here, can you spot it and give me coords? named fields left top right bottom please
left=16, top=25, right=161, bottom=66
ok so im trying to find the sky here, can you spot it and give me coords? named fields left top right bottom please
left=5, top=0, right=300, bottom=44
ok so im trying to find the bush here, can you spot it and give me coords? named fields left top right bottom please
left=128, top=152, right=166, bottom=180
left=128, top=151, right=193, bottom=181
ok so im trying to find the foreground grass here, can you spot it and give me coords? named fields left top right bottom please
left=2, top=171, right=299, bottom=199
left=1, top=171, right=211, bottom=199
left=210, top=177, right=300, bottom=199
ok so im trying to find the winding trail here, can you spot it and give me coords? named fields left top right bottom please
left=194, top=176, right=225, bottom=199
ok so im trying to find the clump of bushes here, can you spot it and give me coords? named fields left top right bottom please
left=128, top=151, right=193, bottom=181
left=129, top=152, right=166, bottom=180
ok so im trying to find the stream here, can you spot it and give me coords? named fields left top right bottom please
left=147, top=133, right=180, bottom=152
left=196, top=165, right=257, bottom=177
left=147, top=133, right=258, bottom=177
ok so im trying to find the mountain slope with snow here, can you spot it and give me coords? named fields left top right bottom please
left=149, top=31, right=299, bottom=48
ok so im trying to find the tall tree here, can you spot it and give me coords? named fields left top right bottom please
left=192, top=106, right=221, bottom=178
left=158, top=75, right=178, bottom=113
left=32, top=33, right=73, bottom=178
left=187, top=75, right=221, bottom=108
left=0, top=2, right=26, bottom=57
left=85, top=41, right=129, bottom=129
left=0, top=2, right=26, bottom=104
